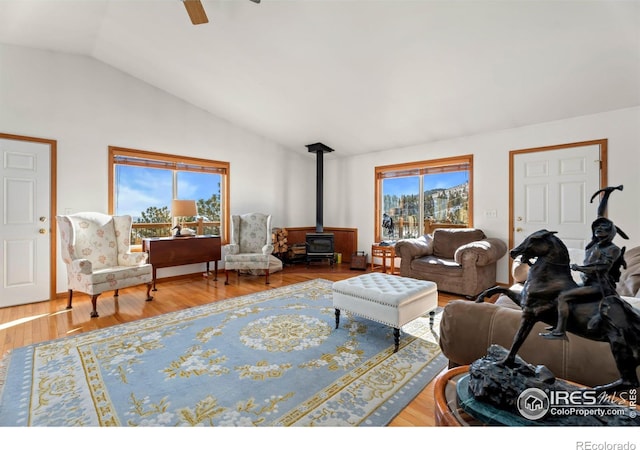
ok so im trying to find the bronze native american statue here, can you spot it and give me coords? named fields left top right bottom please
left=476, top=186, right=640, bottom=393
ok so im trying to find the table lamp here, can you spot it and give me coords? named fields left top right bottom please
left=171, top=199, right=198, bottom=237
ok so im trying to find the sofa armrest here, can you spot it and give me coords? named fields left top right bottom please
left=395, top=235, right=433, bottom=260
left=440, top=299, right=515, bottom=366
left=454, top=238, right=507, bottom=266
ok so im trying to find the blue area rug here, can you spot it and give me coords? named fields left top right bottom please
left=0, top=279, right=446, bottom=426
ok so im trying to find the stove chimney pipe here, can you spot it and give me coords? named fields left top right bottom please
left=306, top=142, right=335, bottom=233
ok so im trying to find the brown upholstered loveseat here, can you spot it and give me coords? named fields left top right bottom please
left=394, top=228, right=508, bottom=297
left=439, top=246, right=640, bottom=388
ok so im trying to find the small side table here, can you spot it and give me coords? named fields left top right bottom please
left=371, top=243, right=398, bottom=274
left=434, top=365, right=483, bottom=426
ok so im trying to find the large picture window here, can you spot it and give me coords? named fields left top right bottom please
left=108, top=146, right=229, bottom=245
left=375, top=155, right=473, bottom=242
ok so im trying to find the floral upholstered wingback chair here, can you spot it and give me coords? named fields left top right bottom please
left=56, top=212, right=153, bottom=318
left=224, top=213, right=274, bottom=285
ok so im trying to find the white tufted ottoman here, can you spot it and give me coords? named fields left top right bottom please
left=332, top=273, right=438, bottom=352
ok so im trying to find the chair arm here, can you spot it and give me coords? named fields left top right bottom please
left=69, top=259, right=93, bottom=275
left=224, top=244, right=239, bottom=255
left=262, top=244, right=274, bottom=255
left=454, top=238, right=507, bottom=266
left=119, top=252, right=149, bottom=266
left=395, top=236, right=433, bottom=260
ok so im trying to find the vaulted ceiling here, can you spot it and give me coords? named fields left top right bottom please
left=1, top=0, right=639, bottom=158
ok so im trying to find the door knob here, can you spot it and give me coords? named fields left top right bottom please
left=515, top=227, right=523, bottom=232
left=40, top=216, right=47, bottom=222
left=39, top=228, right=47, bottom=234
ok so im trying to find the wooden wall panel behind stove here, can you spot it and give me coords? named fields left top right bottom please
left=285, top=227, right=358, bottom=263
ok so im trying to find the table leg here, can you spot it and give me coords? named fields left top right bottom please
left=393, top=327, right=400, bottom=352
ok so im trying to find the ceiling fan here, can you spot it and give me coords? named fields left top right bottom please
left=182, top=0, right=261, bottom=25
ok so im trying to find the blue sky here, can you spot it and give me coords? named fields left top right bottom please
left=115, top=166, right=466, bottom=217
left=115, top=166, right=220, bottom=217
left=383, top=171, right=469, bottom=197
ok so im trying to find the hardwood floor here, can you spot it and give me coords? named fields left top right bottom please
left=0, top=263, right=456, bottom=427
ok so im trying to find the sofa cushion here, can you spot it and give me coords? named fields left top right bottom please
left=236, top=214, right=270, bottom=254
left=411, top=255, right=462, bottom=274
left=498, top=293, right=640, bottom=312
left=432, top=228, right=485, bottom=259
left=618, top=246, right=640, bottom=297
left=511, top=257, right=530, bottom=283
left=511, top=248, right=586, bottom=285
left=512, top=246, right=640, bottom=294
left=394, top=235, right=434, bottom=260
left=69, top=215, right=118, bottom=270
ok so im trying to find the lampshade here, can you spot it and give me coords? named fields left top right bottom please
left=172, top=199, right=197, bottom=218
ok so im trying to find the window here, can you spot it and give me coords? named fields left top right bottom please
left=108, top=146, right=229, bottom=245
left=375, top=155, right=473, bottom=242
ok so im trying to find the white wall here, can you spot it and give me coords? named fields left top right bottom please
left=0, top=44, right=316, bottom=292
left=3, top=43, right=638, bottom=291
left=324, top=107, right=640, bottom=285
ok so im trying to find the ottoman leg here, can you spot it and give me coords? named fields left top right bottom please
left=335, top=308, right=341, bottom=329
left=393, top=328, right=400, bottom=353
left=429, top=310, right=435, bottom=328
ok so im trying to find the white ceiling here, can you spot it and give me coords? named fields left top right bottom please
left=1, top=0, right=639, bottom=158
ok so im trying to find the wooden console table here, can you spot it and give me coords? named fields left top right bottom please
left=142, top=235, right=221, bottom=290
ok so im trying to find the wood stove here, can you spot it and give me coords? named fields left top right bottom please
left=305, top=232, right=335, bottom=264
left=305, top=142, right=335, bottom=265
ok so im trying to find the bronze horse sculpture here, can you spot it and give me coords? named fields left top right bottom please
left=476, top=229, right=640, bottom=393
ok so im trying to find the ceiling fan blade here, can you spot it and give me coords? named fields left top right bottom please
left=249, top=0, right=261, bottom=3
left=182, top=0, right=209, bottom=25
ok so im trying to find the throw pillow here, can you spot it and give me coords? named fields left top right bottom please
left=432, top=228, right=486, bottom=259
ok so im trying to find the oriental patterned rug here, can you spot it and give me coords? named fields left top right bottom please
left=0, top=279, right=445, bottom=427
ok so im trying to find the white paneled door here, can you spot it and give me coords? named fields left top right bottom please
left=512, top=141, right=604, bottom=252
left=1, top=137, right=52, bottom=307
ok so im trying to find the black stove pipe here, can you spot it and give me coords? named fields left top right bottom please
left=306, top=143, right=335, bottom=233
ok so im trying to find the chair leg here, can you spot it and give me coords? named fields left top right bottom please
left=114, top=289, right=119, bottom=297
left=225, top=270, right=230, bottom=285
left=90, top=294, right=100, bottom=318
left=145, top=283, right=153, bottom=301
left=66, top=289, right=73, bottom=309
left=265, top=269, right=270, bottom=284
